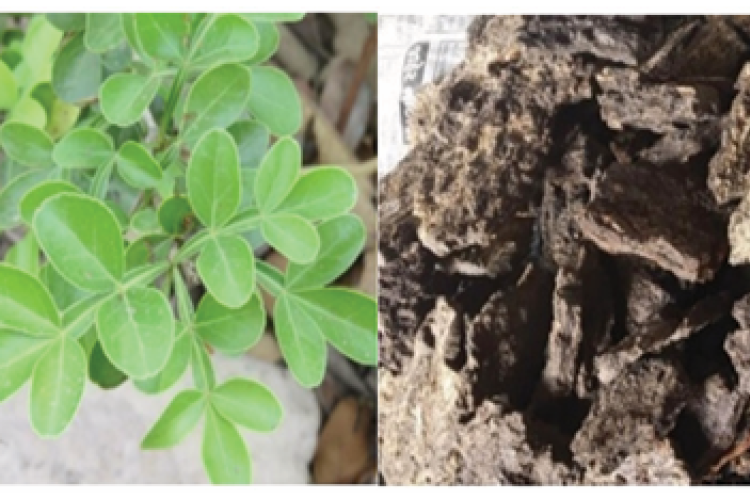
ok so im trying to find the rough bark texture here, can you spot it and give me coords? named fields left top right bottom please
left=379, top=15, right=750, bottom=484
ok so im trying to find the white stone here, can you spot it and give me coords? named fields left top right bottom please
left=0, top=355, right=320, bottom=484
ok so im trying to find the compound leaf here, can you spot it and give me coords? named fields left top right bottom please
left=195, top=293, right=264, bottom=354
left=211, top=378, right=281, bottom=433
left=254, top=137, right=299, bottom=213
left=30, top=336, right=87, bottom=437
left=202, top=406, right=251, bottom=484
left=261, top=213, right=320, bottom=264
left=276, top=167, right=357, bottom=221
left=142, top=389, right=206, bottom=449
left=248, top=66, right=301, bottom=137
left=96, top=287, right=175, bottom=379
left=33, top=193, right=124, bottom=292
left=0, top=122, right=54, bottom=168
left=197, top=235, right=255, bottom=309
left=186, top=128, right=240, bottom=228
left=286, top=214, right=365, bottom=291
left=0, top=263, right=59, bottom=337
left=100, top=73, right=160, bottom=127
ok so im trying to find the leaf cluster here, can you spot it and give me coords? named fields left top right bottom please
left=0, top=13, right=376, bottom=484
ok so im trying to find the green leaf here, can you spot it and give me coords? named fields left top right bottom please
left=197, top=235, right=256, bottom=309
left=255, top=260, right=285, bottom=296
left=31, top=82, right=56, bottom=119
left=16, top=16, right=61, bottom=88
left=0, top=122, right=54, bottom=168
left=100, top=74, right=160, bottom=127
left=130, top=208, right=161, bottom=235
left=101, top=42, right=133, bottom=72
left=134, top=326, right=191, bottom=394
left=286, top=215, right=365, bottom=291
left=7, top=97, right=47, bottom=128
left=85, top=13, right=125, bottom=53
left=173, top=269, right=194, bottom=322
left=202, top=406, right=251, bottom=484
left=0, top=60, right=18, bottom=109
left=45, top=98, right=80, bottom=140
left=228, top=120, right=269, bottom=169
left=52, top=33, right=102, bottom=103
left=246, top=22, right=279, bottom=65
left=195, top=293, right=264, bottom=354
left=30, top=337, right=87, bottom=437
left=254, top=137, right=300, bottom=213
left=242, top=13, right=305, bottom=23
left=33, top=193, right=124, bottom=292
left=274, top=292, right=326, bottom=387
left=5, top=231, right=39, bottom=275
left=96, top=288, right=174, bottom=379
left=46, top=14, right=86, bottom=32
left=132, top=14, right=188, bottom=63
left=248, top=66, right=302, bottom=137
left=142, top=389, right=206, bottom=449
left=192, top=337, right=216, bottom=392
left=89, top=160, right=114, bottom=199
left=188, top=14, right=259, bottom=68
left=240, top=169, right=258, bottom=209
left=276, top=167, right=357, bottom=221
left=62, top=294, right=105, bottom=340
left=121, top=14, right=153, bottom=66
left=181, top=63, right=252, bottom=145
left=292, top=289, right=377, bottom=365
left=261, top=214, right=320, bottom=264
left=0, top=169, right=52, bottom=230
left=53, top=128, right=114, bottom=169
left=89, top=341, right=127, bottom=389
left=125, top=235, right=171, bottom=271
left=186, top=128, right=241, bottom=228
left=0, top=264, right=59, bottom=337
left=211, top=378, right=281, bottom=432
left=40, top=263, right=89, bottom=312
left=116, top=141, right=163, bottom=189
left=0, top=330, right=49, bottom=402
left=158, top=196, right=193, bottom=235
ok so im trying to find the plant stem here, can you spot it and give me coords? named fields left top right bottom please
left=158, top=67, right=187, bottom=141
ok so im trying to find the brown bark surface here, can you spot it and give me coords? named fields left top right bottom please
left=379, top=15, right=750, bottom=484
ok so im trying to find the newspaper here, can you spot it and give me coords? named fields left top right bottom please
left=378, top=15, right=474, bottom=178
